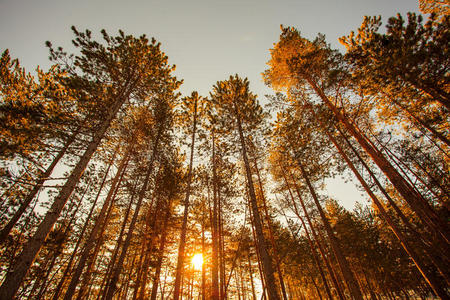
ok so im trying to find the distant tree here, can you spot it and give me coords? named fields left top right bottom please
left=210, top=75, right=280, bottom=300
left=173, top=91, right=203, bottom=300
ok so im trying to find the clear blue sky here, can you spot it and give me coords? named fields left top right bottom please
left=0, top=0, right=421, bottom=209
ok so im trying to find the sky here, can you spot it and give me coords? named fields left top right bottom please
left=0, top=0, right=421, bottom=210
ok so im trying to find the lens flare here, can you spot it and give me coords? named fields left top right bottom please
left=192, top=253, right=203, bottom=271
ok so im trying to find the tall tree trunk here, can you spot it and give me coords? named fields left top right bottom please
left=35, top=180, right=89, bottom=300
left=324, top=124, right=450, bottom=298
left=295, top=159, right=364, bottom=300
left=248, top=253, right=257, bottom=300
left=104, top=127, right=162, bottom=300
left=173, top=96, right=198, bottom=300
left=233, top=100, right=280, bottom=300
left=132, top=232, right=148, bottom=300
left=201, top=215, right=206, bottom=300
left=211, top=130, right=220, bottom=300
left=150, top=199, right=171, bottom=300
left=219, top=187, right=226, bottom=300
left=247, top=198, right=267, bottom=300
left=281, top=166, right=343, bottom=300
left=77, top=167, right=125, bottom=298
left=0, top=128, right=80, bottom=244
left=138, top=193, right=164, bottom=300
left=62, top=149, right=130, bottom=300
left=307, top=272, right=323, bottom=300
left=52, top=166, right=116, bottom=300
left=132, top=166, right=161, bottom=299
left=336, top=125, right=450, bottom=282
left=0, top=89, right=130, bottom=299
left=98, top=176, right=137, bottom=300
left=305, top=77, right=449, bottom=245
left=251, top=149, right=288, bottom=300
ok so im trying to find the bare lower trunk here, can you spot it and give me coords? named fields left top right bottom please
left=150, top=199, right=171, bottom=300
left=234, top=100, right=280, bottom=300
left=63, top=150, right=130, bottom=300
left=326, top=124, right=450, bottom=299
left=173, top=97, right=198, bottom=300
left=211, top=131, right=220, bottom=300
left=252, top=150, right=288, bottom=300
left=296, top=160, right=363, bottom=300
left=0, top=129, right=79, bottom=244
left=0, top=93, right=128, bottom=299
left=306, top=77, right=449, bottom=245
left=104, top=129, right=162, bottom=300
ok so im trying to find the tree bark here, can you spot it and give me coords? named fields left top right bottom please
left=62, top=150, right=130, bottom=300
left=233, top=100, right=280, bottom=300
left=150, top=199, right=171, bottom=300
left=0, top=128, right=80, bottom=244
left=251, top=150, right=288, bottom=300
left=295, top=159, right=364, bottom=300
left=0, top=88, right=130, bottom=299
left=305, top=76, right=449, bottom=245
left=104, top=127, right=162, bottom=300
left=173, top=96, right=198, bottom=300
left=324, top=124, right=450, bottom=299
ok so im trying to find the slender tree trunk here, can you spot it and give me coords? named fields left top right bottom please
left=281, top=166, right=344, bottom=300
left=104, top=128, right=162, bottom=300
left=305, top=77, right=449, bottom=244
left=252, top=150, right=288, bottom=300
left=236, top=271, right=242, bottom=300
left=98, top=176, right=137, bottom=300
left=78, top=171, right=125, bottom=298
left=323, top=124, right=450, bottom=299
left=248, top=253, right=257, bottom=300
left=0, top=129, right=80, bottom=244
left=150, top=199, right=171, bottom=300
left=295, top=159, right=364, bottom=300
left=0, top=89, right=130, bottom=299
left=211, top=131, right=220, bottom=300
left=308, top=272, right=323, bottom=300
left=35, top=181, right=89, bottom=300
left=132, top=227, right=148, bottom=300
left=247, top=190, right=267, bottom=300
left=224, top=208, right=248, bottom=296
left=219, top=187, right=226, bottom=300
left=138, top=193, right=164, bottom=300
left=233, top=100, right=280, bottom=300
left=336, top=125, right=450, bottom=283
left=63, top=150, right=130, bottom=300
left=132, top=166, right=161, bottom=299
left=52, top=169, right=114, bottom=300
left=201, top=204, right=206, bottom=300
left=173, top=97, right=198, bottom=300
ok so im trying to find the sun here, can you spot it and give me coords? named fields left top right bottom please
left=192, top=253, right=203, bottom=271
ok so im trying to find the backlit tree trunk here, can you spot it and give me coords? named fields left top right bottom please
left=0, top=89, right=131, bottom=299
left=234, top=100, right=280, bottom=300
left=173, top=95, right=198, bottom=300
